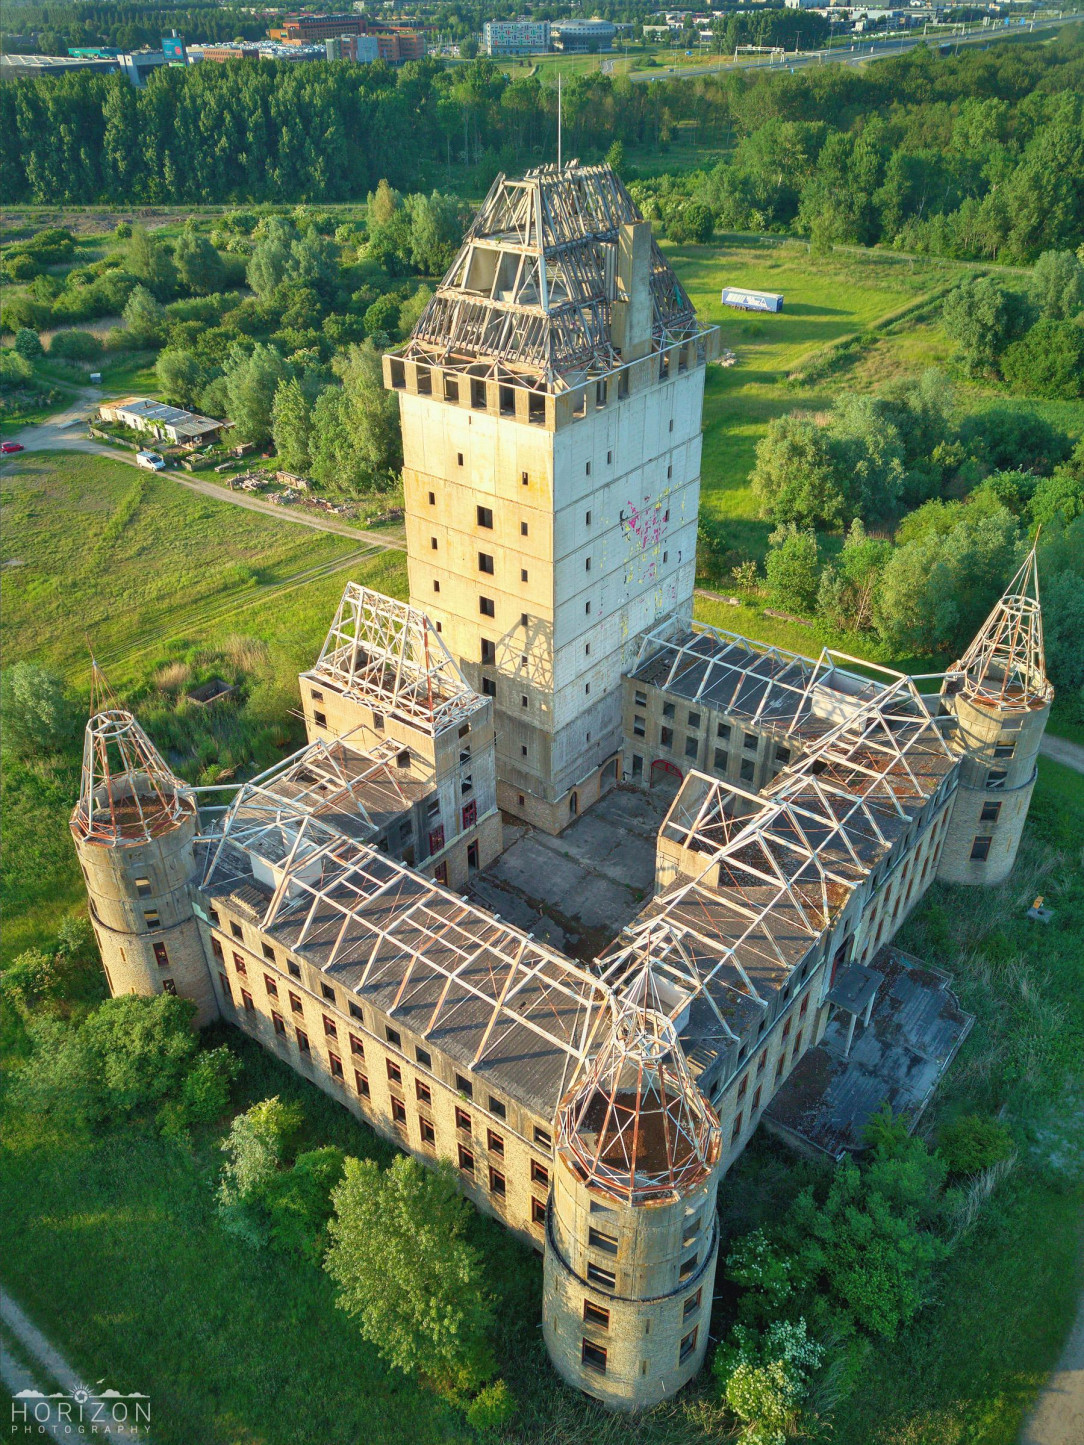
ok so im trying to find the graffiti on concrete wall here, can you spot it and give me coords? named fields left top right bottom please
left=620, top=492, right=671, bottom=585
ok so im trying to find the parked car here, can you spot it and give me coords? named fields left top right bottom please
left=1, top=441, right=25, bottom=454
left=136, top=450, right=166, bottom=471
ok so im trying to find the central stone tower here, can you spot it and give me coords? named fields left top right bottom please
left=384, top=163, right=719, bottom=833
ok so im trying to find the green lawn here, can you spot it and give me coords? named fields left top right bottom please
left=657, top=240, right=1084, bottom=565
left=0, top=449, right=407, bottom=961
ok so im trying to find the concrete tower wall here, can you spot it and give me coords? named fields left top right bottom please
left=73, top=789, right=219, bottom=1025
left=396, top=354, right=704, bottom=833
left=937, top=694, right=1050, bottom=886
left=543, top=1153, right=717, bottom=1408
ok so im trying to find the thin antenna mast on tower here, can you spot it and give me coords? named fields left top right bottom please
left=557, top=71, right=562, bottom=172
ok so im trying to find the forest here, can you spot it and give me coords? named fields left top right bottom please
left=2, top=30, right=1083, bottom=264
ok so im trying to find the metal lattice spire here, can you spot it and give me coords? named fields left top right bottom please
left=72, top=663, right=189, bottom=844
left=950, top=543, right=1052, bottom=710
left=557, top=992, right=721, bottom=1205
left=307, top=584, right=482, bottom=732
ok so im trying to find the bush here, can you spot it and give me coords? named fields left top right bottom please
left=937, top=1115, right=1014, bottom=1176
left=13, top=327, right=44, bottom=361
left=0, top=662, right=76, bottom=755
left=1001, top=319, right=1084, bottom=400
left=713, top=1320, right=824, bottom=1445
left=48, top=329, right=102, bottom=360
left=0, top=349, right=33, bottom=386
left=465, top=1379, right=515, bottom=1434
left=765, top=525, right=820, bottom=613
left=959, top=407, right=1071, bottom=476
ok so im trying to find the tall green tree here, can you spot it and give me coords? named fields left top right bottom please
left=270, top=377, right=313, bottom=475
left=222, top=342, right=287, bottom=447
left=309, top=341, right=402, bottom=493
left=155, top=348, right=206, bottom=410
left=325, top=1155, right=496, bottom=1398
left=751, top=415, right=845, bottom=530
left=941, top=277, right=1030, bottom=378
left=1029, top=248, right=1084, bottom=320
left=173, top=225, right=226, bottom=296
left=122, top=284, right=167, bottom=346
left=127, top=225, right=177, bottom=299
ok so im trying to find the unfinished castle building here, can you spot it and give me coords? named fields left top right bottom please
left=73, top=165, right=1053, bottom=1411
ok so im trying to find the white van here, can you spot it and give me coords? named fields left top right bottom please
left=136, top=451, right=166, bottom=471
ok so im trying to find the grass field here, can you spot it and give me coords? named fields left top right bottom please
left=0, top=449, right=406, bottom=960
left=656, top=238, right=1084, bottom=564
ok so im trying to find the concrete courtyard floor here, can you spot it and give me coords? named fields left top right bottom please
left=469, top=786, right=671, bottom=961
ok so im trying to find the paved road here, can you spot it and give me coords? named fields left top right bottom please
left=1040, top=735, right=1084, bottom=775
left=2, top=400, right=406, bottom=552
left=1019, top=1291, right=1084, bottom=1445
left=629, top=13, right=1083, bottom=83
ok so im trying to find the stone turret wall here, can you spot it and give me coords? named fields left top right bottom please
left=73, top=786, right=218, bottom=1025
left=542, top=1150, right=717, bottom=1409
left=938, top=693, right=1050, bottom=886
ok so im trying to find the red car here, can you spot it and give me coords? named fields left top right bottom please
left=1, top=441, right=25, bottom=454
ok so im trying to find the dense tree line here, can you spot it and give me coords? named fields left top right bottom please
left=2, top=31, right=1082, bottom=262
left=1, top=1, right=265, bottom=53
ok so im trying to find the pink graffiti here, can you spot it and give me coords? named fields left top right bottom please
left=619, top=499, right=666, bottom=553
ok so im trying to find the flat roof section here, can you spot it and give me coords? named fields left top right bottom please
left=762, top=948, right=974, bottom=1158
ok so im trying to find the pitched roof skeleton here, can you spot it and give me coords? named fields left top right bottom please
left=397, top=161, right=704, bottom=391
left=949, top=540, right=1053, bottom=710
left=307, top=583, right=483, bottom=732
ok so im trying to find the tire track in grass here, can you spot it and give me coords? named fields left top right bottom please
left=90, top=545, right=384, bottom=675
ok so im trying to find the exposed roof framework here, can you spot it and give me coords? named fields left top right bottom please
left=308, top=583, right=483, bottom=732
left=398, top=161, right=703, bottom=391
left=198, top=765, right=612, bottom=1106
left=557, top=998, right=720, bottom=1204
left=72, top=665, right=190, bottom=845
left=631, top=619, right=888, bottom=743
left=773, top=673, right=956, bottom=818
left=949, top=543, right=1052, bottom=710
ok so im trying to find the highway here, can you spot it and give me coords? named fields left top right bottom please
left=626, top=12, right=1084, bottom=83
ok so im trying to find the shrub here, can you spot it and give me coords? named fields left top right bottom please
left=80, top=993, right=199, bottom=1115
left=713, top=1320, right=824, bottom=1445
left=48, top=329, right=102, bottom=360
left=938, top=1115, right=1014, bottom=1176
left=0, top=662, right=76, bottom=755
left=0, top=349, right=33, bottom=385
left=13, top=327, right=44, bottom=361
left=217, top=1095, right=304, bottom=1242
left=765, top=525, right=820, bottom=613
left=263, top=1146, right=346, bottom=1259
left=465, top=1379, right=515, bottom=1434
left=1001, top=319, right=1084, bottom=400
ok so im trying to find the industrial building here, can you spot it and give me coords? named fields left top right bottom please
left=97, top=397, right=225, bottom=447
left=75, top=162, right=1051, bottom=1410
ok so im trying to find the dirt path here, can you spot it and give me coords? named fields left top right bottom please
left=1040, top=735, right=1084, bottom=775
left=1, top=1290, right=147, bottom=1441
left=1019, top=1292, right=1084, bottom=1445
left=3, top=402, right=406, bottom=551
